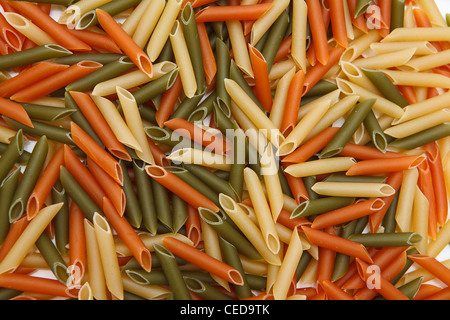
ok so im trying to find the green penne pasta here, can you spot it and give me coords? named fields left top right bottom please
left=54, top=53, right=123, bottom=65
left=76, top=0, right=142, bottom=30
left=199, top=208, right=262, bottom=261
left=181, top=2, right=205, bottom=94
left=183, top=163, right=237, bottom=200
left=119, top=160, right=142, bottom=229
left=355, top=0, right=372, bottom=17
left=388, top=123, right=450, bottom=150
left=0, top=142, right=29, bottom=164
left=319, top=99, right=376, bottom=158
left=0, top=44, right=72, bottom=71
left=331, top=220, right=358, bottom=282
left=151, top=178, right=172, bottom=231
left=35, top=232, right=70, bottom=284
left=382, top=191, right=400, bottom=233
left=132, top=159, right=158, bottom=235
left=64, top=92, right=104, bottom=148
left=213, top=101, right=234, bottom=134
left=348, top=232, right=423, bottom=247
left=172, top=193, right=188, bottom=234
left=390, top=0, right=405, bottom=31
left=261, top=10, right=289, bottom=72
left=132, top=68, right=179, bottom=105
left=363, top=110, right=388, bottom=152
left=187, top=90, right=216, bottom=123
left=51, top=179, right=70, bottom=256
left=360, top=68, right=409, bottom=108
left=66, top=56, right=135, bottom=92
left=0, top=169, right=20, bottom=245
left=324, top=173, right=388, bottom=183
left=169, top=88, right=206, bottom=121
left=20, top=103, right=76, bottom=122
left=3, top=117, right=73, bottom=145
left=303, top=80, right=339, bottom=98
left=153, top=243, right=191, bottom=300
left=0, top=288, right=23, bottom=300
left=8, top=135, right=48, bottom=223
left=228, top=125, right=246, bottom=201
left=219, top=238, right=252, bottom=299
left=59, top=166, right=102, bottom=222
left=291, top=196, right=356, bottom=219
left=215, top=37, right=231, bottom=117
left=0, top=129, right=23, bottom=183
left=183, top=276, right=234, bottom=300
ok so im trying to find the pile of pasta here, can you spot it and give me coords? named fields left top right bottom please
left=0, top=0, right=450, bottom=301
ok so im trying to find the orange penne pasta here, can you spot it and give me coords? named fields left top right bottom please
left=65, top=28, right=122, bottom=54
left=0, top=273, right=78, bottom=298
left=322, top=280, right=354, bottom=300
left=368, top=170, right=403, bottom=233
left=417, top=160, right=438, bottom=239
left=68, top=202, right=86, bottom=286
left=102, top=197, right=152, bottom=272
left=87, top=156, right=125, bottom=216
left=345, top=154, right=426, bottom=176
left=63, top=144, right=107, bottom=209
left=397, top=85, right=417, bottom=104
left=26, top=144, right=64, bottom=220
left=409, top=254, right=450, bottom=287
left=413, top=283, right=443, bottom=300
left=0, top=96, right=32, bottom=127
left=282, top=162, right=309, bottom=204
left=96, top=9, right=153, bottom=78
left=311, top=198, right=385, bottom=229
left=305, top=0, right=329, bottom=65
left=194, top=3, right=273, bottom=22
left=377, top=0, right=391, bottom=37
left=353, top=251, right=407, bottom=300
left=164, top=118, right=231, bottom=155
left=196, top=22, right=216, bottom=85
left=0, top=12, right=24, bottom=51
left=282, top=127, right=340, bottom=163
left=69, top=91, right=131, bottom=162
left=277, top=208, right=311, bottom=230
left=303, top=45, right=345, bottom=95
left=0, top=62, right=69, bottom=98
left=145, top=164, right=220, bottom=212
left=248, top=44, right=272, bottom=112
left=337, top=142, right=405, bottom=160
left=347, top=0, right=368, bottom=33
left=328, top=0, right=349, bottom=48
left=280, top=69, right=305, bottom=136
left=274, top=35, right=292, bottom=63
left=355, top=258, right=409, bottom=300
left=10, top=61, right=102, bottom=103
left=340, top=246, right=406, bottom=290
left=162, top=236, right=244, bottom=285
left=70, top=122, right=123, bottom=186
left=0, top=215, right=29, bottom=262
left=425, top=142, right=448, bottom=226
left=317, top=227, right=337, bottom=284
left=302, top=225, right=373, bottom=263
left=155, top=73, right=182, bottom=127
left=7, top=1, right=91, bottom=52
left=147, top=137, right=170, bottom=167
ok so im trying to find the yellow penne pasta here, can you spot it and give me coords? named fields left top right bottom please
left=291, top=0, right=308, bottom=72
left=395, top=168, right=419, bottom=233
left=0, top=203, right=64, bottom=274
left=284, top=157, right=357, bottom=177
left=93, top=212, right=124, bottom=300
